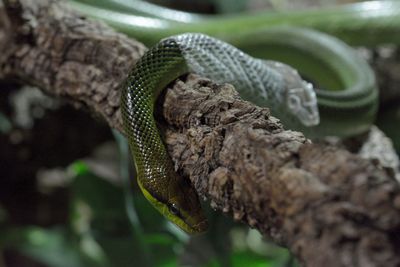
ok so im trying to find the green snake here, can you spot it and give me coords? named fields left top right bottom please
left=68, top=0, right=400, bottom=233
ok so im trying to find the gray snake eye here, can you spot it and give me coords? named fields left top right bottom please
left=288, top=94, right=301, bottom=112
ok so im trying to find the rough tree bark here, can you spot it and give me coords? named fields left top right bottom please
left=0, top=0, right=399, bottom=267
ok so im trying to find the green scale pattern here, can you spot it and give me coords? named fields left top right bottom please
left=121, top=38, right=208, bottom=234
left=121, top=39, right=187, bottom=196
left=119, top=32, right=323, bottom=233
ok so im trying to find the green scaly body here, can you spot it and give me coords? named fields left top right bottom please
left=120, top=38, right=207, bottom=234
left=69, top=0, right=400, bottom=46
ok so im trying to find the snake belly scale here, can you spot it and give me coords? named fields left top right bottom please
left=121, top=33, right=319, bottom=233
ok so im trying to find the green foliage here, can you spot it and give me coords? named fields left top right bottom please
left=0, top=227, right=90, bottom=267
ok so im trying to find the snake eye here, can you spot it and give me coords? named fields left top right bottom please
left=169, top=203, right=181, bottom=216
left=288, top=94, right=301, bottom=112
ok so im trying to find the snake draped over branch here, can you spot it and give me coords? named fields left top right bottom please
left=68, top=0, right=398, bottom=233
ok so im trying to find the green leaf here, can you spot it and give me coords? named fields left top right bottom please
left=69, top=162, right=183, bottom=267
left=70, top=169, right=150, bottom=267
left=0, top=227, right=90, bottom=267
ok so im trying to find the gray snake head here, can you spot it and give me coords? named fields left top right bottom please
left=286, top=81, right=320, bottom=126
left=171, top=33, right=320, bottom=129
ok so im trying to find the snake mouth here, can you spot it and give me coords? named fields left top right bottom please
left=302, top=111, right=320, bottom=126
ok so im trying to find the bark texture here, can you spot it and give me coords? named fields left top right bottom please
left=0, top=0, right=146, bottom=130
left=1, top=0, right=400, bottom=266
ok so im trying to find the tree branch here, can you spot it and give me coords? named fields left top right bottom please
left=1, top=0, right=399, bottom=266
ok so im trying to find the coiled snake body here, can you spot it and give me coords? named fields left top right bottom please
left=121, top=33, right=319, bottom=233
left=69, top=0, right=400, bottom=233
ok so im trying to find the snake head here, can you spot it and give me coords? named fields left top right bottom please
left=286, top=82, right=320, bottom=126
left=138, top=166, right=208, bottom=235
left=164, top=174, right=208, bottom=234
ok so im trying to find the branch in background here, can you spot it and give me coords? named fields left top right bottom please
left=0, top=0, right=399, bottom=267
left=0, top=0, right=146, bottom=130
